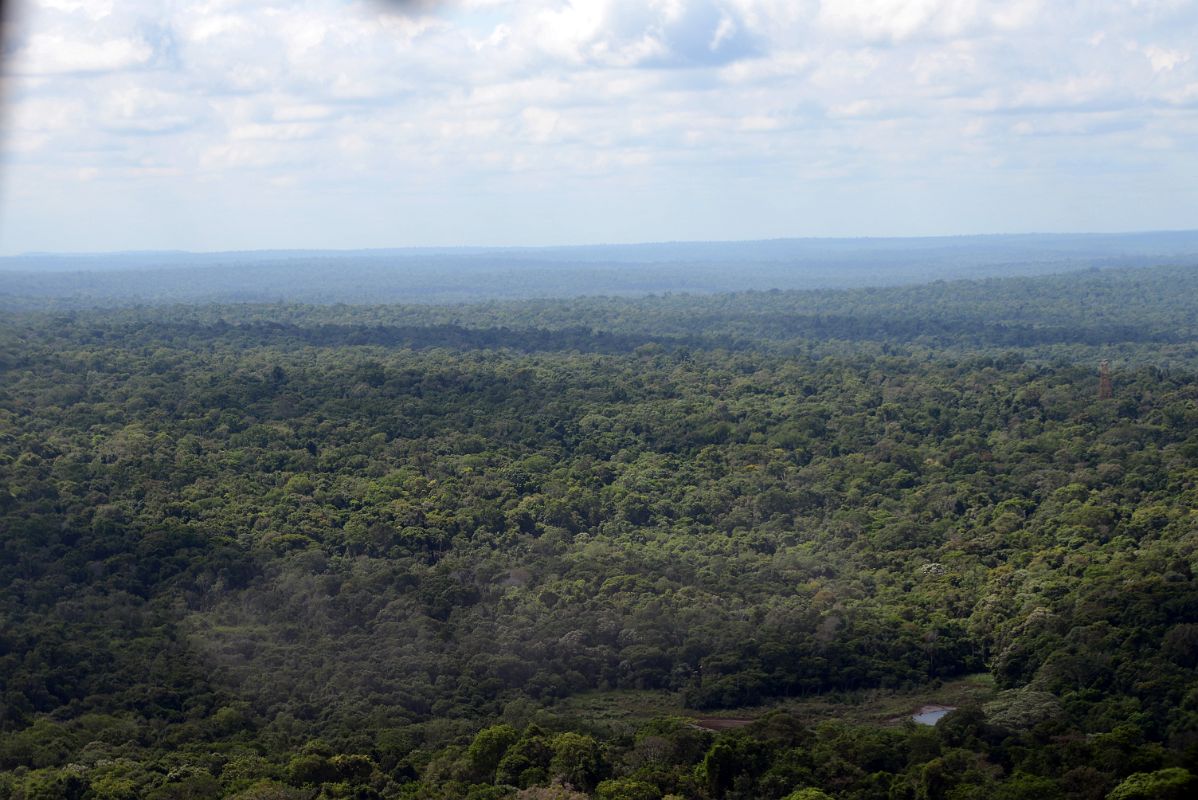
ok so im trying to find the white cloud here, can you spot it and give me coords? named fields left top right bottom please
left=230, top=122, right=323, bottom=142
left=17, top=33, right=153, bottom=74
left=3, top=0, right=1198, bottom=251
left=526, top=0, right=761, bottom=68
left=100, top=86, right=201, bottom=134
left=1144, top=44, right=1190, bottom=73
left=521, top=106, right=563, bottom=142
left=186, top=13, right=250, bottom=43
left=815, top=0, right=1042, bottom=44
left=38, top=0, right=115, bottom=21
left=737, top=114, right=781, bottom=131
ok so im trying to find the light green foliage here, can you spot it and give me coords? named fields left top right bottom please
left=1107, top=768, right=1198, bottom=800
left=227, top=781, right=308, bottom=799
left=781, top=789, right=833, bottom=800
left=594, top=777, right=660, bottom=800
left=548, top=734, right=605, bottom=791
left=982, top=689, right=1064, bottom=730
left=467, top=726, right=520, bottom=783
left=513, top=784, right=589, bottom=800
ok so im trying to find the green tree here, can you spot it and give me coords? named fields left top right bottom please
left=467, top=725, right=520, bottom=783
left=548, top=733, right=605, bottom=791
left=1107, top=769, right=1198, bottom=800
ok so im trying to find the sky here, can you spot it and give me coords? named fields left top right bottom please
left=1, top=0, right=1197, bottom=253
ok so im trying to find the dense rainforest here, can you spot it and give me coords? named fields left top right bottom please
left=3, top=263, right=1198, bottom=799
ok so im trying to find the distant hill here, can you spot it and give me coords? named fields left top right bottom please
left=3, top=231, right=1198, bottom=308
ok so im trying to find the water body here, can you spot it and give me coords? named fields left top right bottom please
left=913, top=705, right=956, bottom=725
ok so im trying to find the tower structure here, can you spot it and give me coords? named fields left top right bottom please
left=1098, top=360, right=1113, bottom=400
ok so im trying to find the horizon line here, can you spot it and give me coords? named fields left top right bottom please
left=6, top=228, right=1198, bottom=260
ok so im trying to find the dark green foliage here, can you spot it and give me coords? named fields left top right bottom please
left=2, top=264, right=1198, bottom=797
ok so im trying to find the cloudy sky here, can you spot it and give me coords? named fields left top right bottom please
left=1, top=0, right=1196, bottom=253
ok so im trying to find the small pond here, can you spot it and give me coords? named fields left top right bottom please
left=912, top=705, right=956, bottom=726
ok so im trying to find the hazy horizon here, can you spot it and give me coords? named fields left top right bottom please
left=5, top=227, right=1198, bottom=261
left=5, top=229, right=1198, bottom=310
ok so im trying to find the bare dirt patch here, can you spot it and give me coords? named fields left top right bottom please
left=692, top=717, right=755, bottom=731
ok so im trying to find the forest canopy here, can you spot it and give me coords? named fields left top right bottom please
left=2, top=263, right=1198, bottom=799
